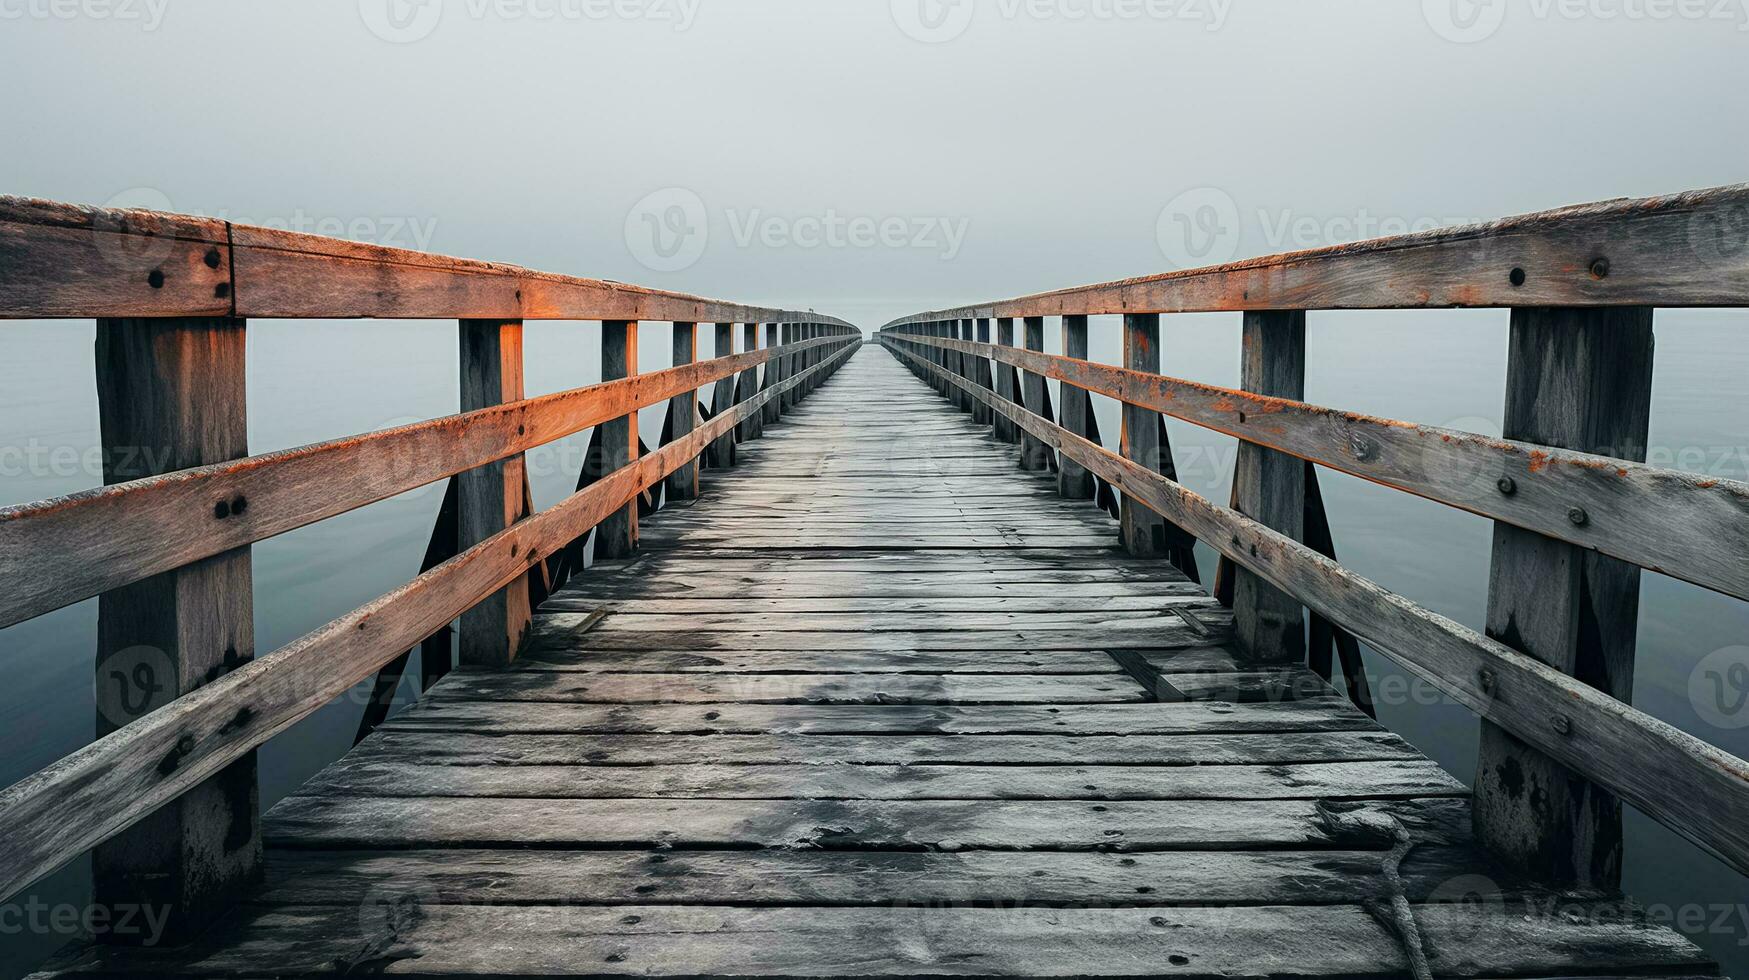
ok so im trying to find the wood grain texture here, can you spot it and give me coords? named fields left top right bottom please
left=884, top=338, right=1749, bottom=878
left=1232, top=312, right=1307, bottom=665
left=664, top=321, right=699, bottom=501
left=882, top=330, right=1749, bottom=602
left=0, top=335, right=841, bottom=629
left=457, top=319, right=532, bottom=669
left=882, top=182, right=1749, bottom=323
left=1473, top=306, right=1654, bottom=889
left=91, top=317, right=260, bottom=943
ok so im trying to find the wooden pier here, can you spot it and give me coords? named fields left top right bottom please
left=2, top=187, right=1748, bottom=976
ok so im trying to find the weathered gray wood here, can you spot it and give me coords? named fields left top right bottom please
left=344, top=730, right=1418, bottom=767
left=887, top=340, right=1749, bottom=878
left=971, top=317, right=993, bottom=425
left=739, top=322, right=764, bottom=438
left=255, top=845, right=1520, bottom=907
left=520, top=627, right=1221, bottom=651
left=426, top=671, right=1148, bottom=705
left=0, top=342, right=856, bottom=907
left=883, top=329, right=1749, bottom=603
left=1232, top=311, right=1306, bottom=665
left=1120, top=313, right=1181, bottom=563
left=382, top=698, right=1385, bottom=736
left=0, top=336, right=836, bottom=631
left=1474, top=306, right=1655, bottom=890
left=1057, top=314, right=1095, bottom=499
left=664, top=321, right=699, bottom=500
left=299, top=757, right=1462, bottom=801
left=707, top=322, right=736, bottom=468
left=880, top=183, right=1749, bottom=323
left=1019, top=316, right=1053, bottom=470
left=91, top=316, right=259, bottom=943
left=596, top=319, right=638, bottom=559
left=457, top=319, right=533, bottom=668
left=263, top=794, right=1473, bottom=850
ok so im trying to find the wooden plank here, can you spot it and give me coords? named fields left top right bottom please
left=881, top=183, right=1749, bottom=322
left=540, top=595, right=1211, bottom=615
left=738, top=322, right=763, bottom=439
left=586, top=609, right=1190, bottom=632
left=380, top=698, right=1382, bottom=736
left=91, top=316, right=259, bottom=944
left=255, top=845, right=1525, bottom=907
left=1474, top=306, right=1655, bottom=889
left=0, top=341, right=857, bottom=906
left=526, top=627, right=1220, bottom=652
left=0, top=338, right=839, bottom=629
left=707, top=322, right=736, bottom=468
left=423, top=671, right=1149, bottom=705
left=262, top=795, right=1474, bottom=850
left=664, top=321, right=699, bottom=500
left=885, top=340, right=1749, bottom=877
left=456, top=319, right=533, bottom=668
left=0, top=198, right=232, bottom=318
left=883, top=330, right=1749, bottom=602
left=35, top=900, right=1708, bottom=978
left=299, top=758, right=1462, bottom=801
left=1232, top=311, right=1307, bottom=665
left=342, top=730, right=1418, bottom=767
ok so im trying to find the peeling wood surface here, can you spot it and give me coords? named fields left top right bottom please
left=33, top=348, right=1711, bottom=978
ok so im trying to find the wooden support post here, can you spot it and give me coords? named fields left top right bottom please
left=951, top=319, right=971, bottom=413
left=1058, top=314, right=1095, bottom=499
left=1019, top=316, right=1053, bottom=471
left=597, top=320, right=639, bottom=560
left=93, top=316, right=258, bottom=944
left=994, top=318, right=1019, bottom=444
left=457, top=319, right=534, bottom=668
left=1473, top=306, right=1655, bottom=890
left=739, top=323, right=763, bottom=439
left=780, top=323, right=797, bottom=411
left=1121, top=313, right=1172, bottom=556
left=708, top=322, right=736, bottom=469
left=971, top=318, right=993, bottom=426
left=1232, top=311, right=1307, bottom=665
left=666, top=321, right=699, bottom=502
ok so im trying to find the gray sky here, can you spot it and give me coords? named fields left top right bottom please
left=3, top=0, right=1747, bottom=328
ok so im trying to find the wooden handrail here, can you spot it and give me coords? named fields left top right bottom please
left=882, top=336, right=1749, bottom=878
left=0, top=334, right=846, bottom=629
left=0, top=196, right=856, bottom=325
left=885, top=331, right=1749, bottom=601
left=0, top=338, right=859, bottom=905
left=882, top=184, right=1749, bottom=323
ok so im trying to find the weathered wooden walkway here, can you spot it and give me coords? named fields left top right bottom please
left=36, top=346, right=1712, bottom=977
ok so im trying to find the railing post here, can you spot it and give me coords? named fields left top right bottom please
left=951, top=319, right=971, bottom=413
left=1473, top=306, right=1654, bottom=890
left=1019, top=315, right=1052, bottom=470
left=739, top=322, right=763, bottom=439
left=597, top=319, right=639, bottom=560
left=92, top=316, right=259, bottom=943
left=780, top=323, right=798, bottom=411
left=708, top=322, right=736, bottom=468
left=666, top=321, right=699, bottom=502
left=458, top=318, right=534, bottom=668
left=971, top=317, right=993, bottom=427
left=1121, top=313, right=1172, bottom=556
left=994, top=317, right=1019, bottom=444
left=1058, top=314, right=1095, bottom=499
left=1232, top=311, right=1307, bottom=665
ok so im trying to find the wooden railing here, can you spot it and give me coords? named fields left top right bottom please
left=878, top=183, right=1749, bottom=893
left=0, top=195, right=860, bottom=939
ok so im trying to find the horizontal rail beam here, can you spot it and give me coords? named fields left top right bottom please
left=0, top=334, right=848, bottom=629
left=0, top=197, right=855, bottom=326
left=884, top=184, right=1749, bottom=324
left=0, top=337, right=859, bottom=905
left=883, top=336, right=1749, bottom=878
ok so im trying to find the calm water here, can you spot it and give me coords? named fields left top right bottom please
left=2, top=314, right=1746, bottom=976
